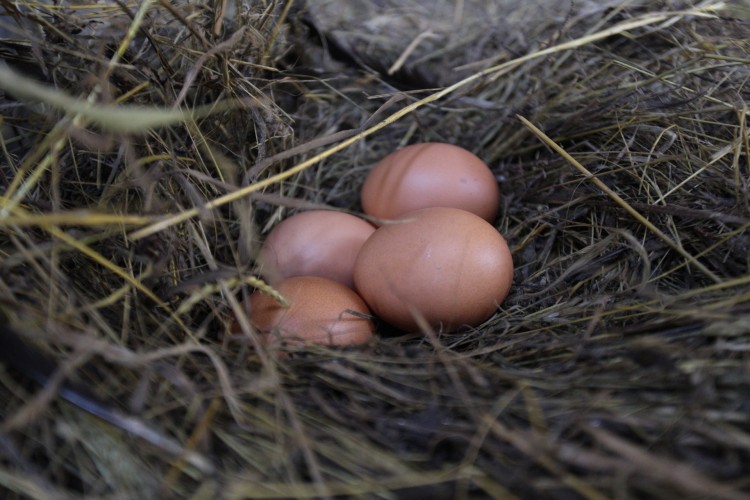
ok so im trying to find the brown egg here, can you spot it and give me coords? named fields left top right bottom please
left=257, top=210, right=375, bottom=288
left=247, top=276, right=375, bottom=347
left=361, top=143, right=500, bottom=222
left=353, top=207, right=513, bottom=332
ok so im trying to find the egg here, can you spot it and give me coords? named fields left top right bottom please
left=353, top=207, right=513, bottom=332
left=257, top=210, right=375, bottom=288
left=247, top=276, right=375, bottom=347
left=361, top=142, right=500, bottom=222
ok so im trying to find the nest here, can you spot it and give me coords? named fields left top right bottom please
left=1, top=0, right=749, bottom=498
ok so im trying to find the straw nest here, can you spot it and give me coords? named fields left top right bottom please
left=1, top=1, right=749, bottom=498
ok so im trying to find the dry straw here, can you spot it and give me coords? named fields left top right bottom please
left=1, top=1, right=749, bottom=498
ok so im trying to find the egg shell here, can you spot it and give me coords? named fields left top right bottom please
left=248, top=276, right=375, bottom=347
left=257, top=210, right=375, bottom=288
left=361, top=143, right=500, bottom=222
left=353, top=207, right=513, bottom=332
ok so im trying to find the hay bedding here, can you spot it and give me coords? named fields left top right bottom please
left=0, top=0, right=749, bottom=498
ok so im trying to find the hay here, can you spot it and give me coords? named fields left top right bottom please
left=1, top=0, right=749, bottom=498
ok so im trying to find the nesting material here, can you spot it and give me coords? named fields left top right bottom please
left=0, top=1, right=749, bottom=499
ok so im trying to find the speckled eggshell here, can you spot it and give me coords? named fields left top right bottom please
left=353, top=207, right=513, bottom=332
left=361, top=143, right=500, bottom=222
left=248, top=276, right=375, bottom=347
left=257, top=210, right=375, bottom=288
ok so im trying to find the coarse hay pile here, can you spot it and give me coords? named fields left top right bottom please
left=1, top=0, right=749, bottom=498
